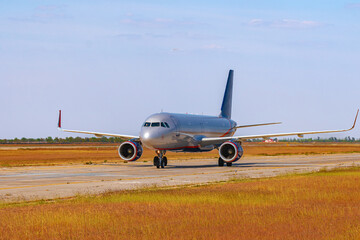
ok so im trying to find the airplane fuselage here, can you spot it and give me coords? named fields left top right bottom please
left=140, top=112, right=237, bottom=152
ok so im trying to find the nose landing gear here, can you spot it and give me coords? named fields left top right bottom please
left=153, top=150, right=167, bottom=168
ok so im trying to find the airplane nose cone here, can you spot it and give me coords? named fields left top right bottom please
left=140, top=129, right=167, bottom=149
left=141, top=129, right=163, bottom=140
left=140, top=130, right=154, bottom=147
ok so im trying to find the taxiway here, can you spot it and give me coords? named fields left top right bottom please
left=1, top=153, right=359, bottom=202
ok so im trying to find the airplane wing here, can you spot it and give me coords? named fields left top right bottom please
left=200, top=110, right=358, bottom=146
left=57, top=110, right=139, bottom=140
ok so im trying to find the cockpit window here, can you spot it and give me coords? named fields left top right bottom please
left=151, top=122, right=160, bottom=127
left=145, top=122, right=169, bottom=127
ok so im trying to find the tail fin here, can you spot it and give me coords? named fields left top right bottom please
left=219, top=70, right=234, bottom=119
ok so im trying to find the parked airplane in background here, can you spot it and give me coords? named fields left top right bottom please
left=58, top=70, right=358, bottom=168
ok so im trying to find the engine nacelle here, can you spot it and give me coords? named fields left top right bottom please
left=219, top=141, right=243, bottom=163
left=118, top=141, right=143, bottom=161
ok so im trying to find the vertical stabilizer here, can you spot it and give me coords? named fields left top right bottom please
left=219, top=70, right=234, bottom=119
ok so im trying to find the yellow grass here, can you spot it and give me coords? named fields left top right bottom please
left=1, top=167, right=360, bottom=239
left=1, top=142, right=360, bottom=167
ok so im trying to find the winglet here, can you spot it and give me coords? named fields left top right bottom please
left=58, top=110, right=62, bottom=129
left=350, top=109, right=359, bottom=130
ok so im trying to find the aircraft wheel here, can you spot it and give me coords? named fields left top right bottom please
left=226, top=162, right=232, bottom=167
left=163, top=157, right=168, bottom=166
left=218, top=157, right=224, bottom=167
left=154, top=156, right=160, bottom=168
left=160, top=159, right=165, bottom=168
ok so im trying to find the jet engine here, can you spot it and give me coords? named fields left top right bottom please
left=118, top=141, right=143, bottom=161
left=219, top=141, right=243, bottom=163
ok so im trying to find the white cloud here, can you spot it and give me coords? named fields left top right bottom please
left=36, top=5, right=66, bottom=11
left=9, top=4, right=68, bottom=23
left=170, top=48, right=184, bottom=52
left=120, top=16, right=196, bottom=28
left=120, top=18, right=173, bottom=27
left=249, top=19, right=264, bottom=26
left=202, top=44, right=224, bottom=50
left=116, top=33, right=143, bottom=39
left=346, top=3, right=360, bottom=8
left=154, top=18, right=173, bottom=23
left=115, top=33, right=171, bottom=40
left=248, top=19, right=322, bottom=29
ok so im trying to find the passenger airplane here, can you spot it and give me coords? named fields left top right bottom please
left=58, top=70, right=358, bottom=168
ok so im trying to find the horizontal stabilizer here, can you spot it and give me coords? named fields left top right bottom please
left=235, top=122, right=282, bottom=129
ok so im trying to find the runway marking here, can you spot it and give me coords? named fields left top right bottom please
left=0, top=163, right=345, bottom=191
left=0, top=164, right=119, bottom=172
left=0, top=169, right=232, bottom=191
left=2, top=157, right=358, bottom=192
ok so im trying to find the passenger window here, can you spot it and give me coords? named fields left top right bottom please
left=161, top=122, right=166, bottom=128
left=151, top=122, right=160, bottom=127
left=164, top=122, right=170, bottom=128
left=144, top=122, right=150, bottom=127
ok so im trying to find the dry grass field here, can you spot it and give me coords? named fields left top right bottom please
left=0, top=167, right=360, bottom=239
left=1, top=142, right=360, bottom=167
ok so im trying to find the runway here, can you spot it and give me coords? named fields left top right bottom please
left=1, top=153, right=360, bottom=202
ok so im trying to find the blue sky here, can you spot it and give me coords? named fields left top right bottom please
left=1, top=0, right=359, bottom=139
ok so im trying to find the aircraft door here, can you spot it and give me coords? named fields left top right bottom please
left=169, top=116, right=180, bottom=134
left=200, top=117, right=204, bottom=134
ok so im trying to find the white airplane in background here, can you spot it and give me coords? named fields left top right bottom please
left=58, top=70, right=358, bottom=168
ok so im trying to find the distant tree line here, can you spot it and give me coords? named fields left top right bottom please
left=247, top=136, right=359, bottom=143
left=0, top=137, right=125, bottom=144
left=0, top=136, right=359, bottom=144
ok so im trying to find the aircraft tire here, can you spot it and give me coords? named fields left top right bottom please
left=218, top=157, right=225, bottom=167
left=163, top=157, right=168, bottom=166
left=160, top=159, right=165, bottom=168
left=154, top=156, right=160, bottom=168
left=226, top=162, right=232, bottom=167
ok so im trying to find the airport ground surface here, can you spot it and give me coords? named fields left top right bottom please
left=1, top=142, right=360, bottom=167
left=1, top=162, right=360, bottom=239
left=1, top=144, right=360, bottom=239
left=0, top=148, right=359, bottom=202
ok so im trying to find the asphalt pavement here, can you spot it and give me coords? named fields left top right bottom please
left=1, top=153, right=359, bottom=202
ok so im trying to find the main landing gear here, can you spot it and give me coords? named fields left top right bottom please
left=218, top=157, right=232, bottom=167
left=153, top=150, right=167, bottom=168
